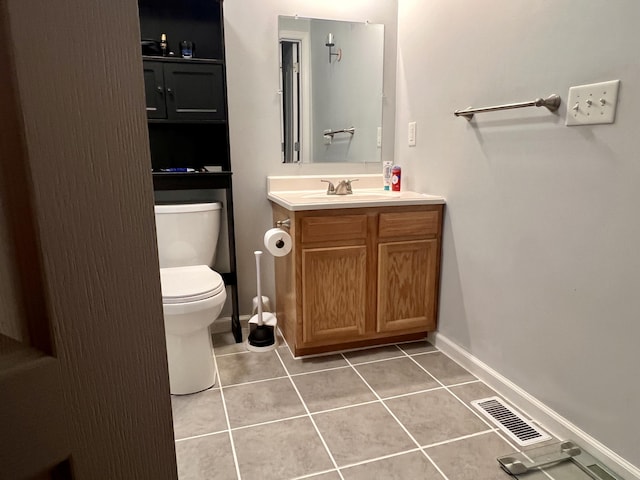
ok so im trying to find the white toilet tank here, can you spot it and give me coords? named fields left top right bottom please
left=154, top=202, right=222, bottom=268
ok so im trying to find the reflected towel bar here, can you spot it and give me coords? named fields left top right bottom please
left=323, top=127, right=356, bottom=137
left=454, top=94, right=561, bottom=121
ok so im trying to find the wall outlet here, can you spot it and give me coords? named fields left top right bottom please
left=408, top=121, right=417, bottom=146
left=565, top=80, right=620, bottom=126
left=377, top=127, right=382, bottom=148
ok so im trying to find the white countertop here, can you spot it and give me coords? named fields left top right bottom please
left=267, top=174, right=445, bottom=211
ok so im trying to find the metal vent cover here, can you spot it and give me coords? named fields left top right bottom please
left=471, top=396, right=552, bottom=446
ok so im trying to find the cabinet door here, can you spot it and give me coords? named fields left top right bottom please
left=301, top=245, right=366, bottom=345
left=377, top=239, right=438, bottom=333
left=143, top=61, right=167, bottom=119
left=164, top=63, right=225, bottom=121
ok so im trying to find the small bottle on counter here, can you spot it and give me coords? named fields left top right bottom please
left=391, top=165, right=401, bottom=191
left=382, top=160, right=393, bottom=191
left=160, top=33, right=168, bottom=56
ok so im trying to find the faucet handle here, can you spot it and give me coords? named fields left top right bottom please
left=320, top=179, right=335, bottom=194
left=346, top=178, right=358, bottom=193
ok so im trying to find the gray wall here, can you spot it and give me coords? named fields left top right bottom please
left=224, top=0, right=398, bottom=314
left=394, top=0, right=640, bottom=468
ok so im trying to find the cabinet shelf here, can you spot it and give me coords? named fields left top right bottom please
left=147, top=118, right=227, bottom=125
left=152, top=171, right=232, bottom=190
left=142, top=55, right=224, bottom=64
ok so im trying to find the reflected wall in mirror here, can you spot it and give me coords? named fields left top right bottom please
left=279, top=16, right=384, bottom=164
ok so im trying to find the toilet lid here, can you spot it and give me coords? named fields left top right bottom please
left=160, top=266, right=225, bottom=304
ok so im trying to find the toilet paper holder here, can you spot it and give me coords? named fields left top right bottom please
left=275, top=218, right=291, bottom=229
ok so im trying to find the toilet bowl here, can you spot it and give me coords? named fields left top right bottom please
left=161, top=265, right=226, bottom=395
left=154, top=202, right=225, bottom=395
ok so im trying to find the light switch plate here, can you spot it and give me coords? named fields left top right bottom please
left=408, top=121, right=417, bottom=146
left=565, top=80, right=620, bottom=126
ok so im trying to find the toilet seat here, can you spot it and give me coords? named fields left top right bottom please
left=160, top=265, right=225, bottom=304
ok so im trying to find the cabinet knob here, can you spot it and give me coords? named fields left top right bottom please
left=166, top=87, right=174, bottom=95
left=156, top=85, right=163, bottom=94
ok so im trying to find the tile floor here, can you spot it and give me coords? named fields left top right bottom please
left=171, top=331, right=555, bottom=480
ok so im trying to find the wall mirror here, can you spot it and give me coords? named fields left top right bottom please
left=278, top=16, right=384, bottom=164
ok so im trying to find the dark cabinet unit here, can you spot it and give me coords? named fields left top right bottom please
left=143, top=61, right=166, bottom=119
left=138, top=0, right=241, bottom=342
left=143, top=59, right=226, bottom=122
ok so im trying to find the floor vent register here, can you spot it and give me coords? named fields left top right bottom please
left=471, top=396, right=551, bottom=447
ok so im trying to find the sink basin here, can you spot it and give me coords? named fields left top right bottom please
left=301, top=191, right=398, bottom=200
left=266, top=175, right=445, bottom=211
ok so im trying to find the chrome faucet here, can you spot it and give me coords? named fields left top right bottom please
left=320, top=179, right=336, bottom=194
left=320, top=178, right=359, bottom=195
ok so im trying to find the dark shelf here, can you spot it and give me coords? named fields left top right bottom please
left=142, top=55, right=224, bottom=64
left=141, top=0, right=240, bottom=343
left=138, top=0, right=223, bottom=60
left=152, top=171, right=232, bottom=190
left=148, top=118, right=227, bottom=125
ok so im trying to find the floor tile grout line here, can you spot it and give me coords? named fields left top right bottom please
left=376, top=378, right=483, bottom=402
left=220, top=374, right=290, bottom=389
left=339, top=352, right=452, bottom=480
left=409, top=349, right=441, bottom=356
left=230, top=413, right=310, bottom=432
left=290, top=468, right=339, bottom=480
left=174, top=428, right=228, bottom=443
left=215, top=349, right=253, bottom=358
left=420, top=449, right=450, bottom=480
left=289, top=364, right=353, bottom=377
left=310, top=399, right=381, bottom=416
left=211, top=353, right=243, bottom=480
left=448, top=378, right=482, bottom=387
left=421, top=428, right=496, bottom=449
left=277, top=349, right=441, bottom=378
left=222, top=372, right=482, bottom=419
left=227, top=399, right=382, bottom=437
left=337, top=446, right=423, bottom=470
left=278, top=328, right=296, bottom=359
left=400, top=349, right=498, bottom=432
left=378, top=384, right=447, bottom=401
left=274, top=348, right=346, bottom=480
left=345, top=354, right=407, bottom=366
left=493, top=428, right=522, bottom=453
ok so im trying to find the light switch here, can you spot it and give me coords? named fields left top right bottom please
left=408, top=121, right=417, bottom=146
left=565, top=80, right=620, bottom=126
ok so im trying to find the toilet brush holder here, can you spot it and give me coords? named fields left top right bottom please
left=251, top=295, right=271, bottom=315
left=246, top=250, right=278, bottom=352
left=246, top=312, right=278, bottom=352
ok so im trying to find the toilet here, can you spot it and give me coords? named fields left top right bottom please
left=154, top=202, right=227, bottom=395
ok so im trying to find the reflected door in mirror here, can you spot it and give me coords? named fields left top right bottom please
left=280, top=40, right=301, bottom=163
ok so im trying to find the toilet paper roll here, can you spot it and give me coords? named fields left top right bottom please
left=263, top=228, right=292, bottom=257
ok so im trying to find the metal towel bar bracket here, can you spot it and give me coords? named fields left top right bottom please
left=323, top=127, right=356, bottom=138
left=454, top=94, right=561, bottom=121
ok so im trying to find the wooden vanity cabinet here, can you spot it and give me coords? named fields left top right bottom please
left=271, top=203, right=443, bottom=356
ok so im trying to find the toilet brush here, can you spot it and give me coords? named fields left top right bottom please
left=246, top=250, right=277, bottom=352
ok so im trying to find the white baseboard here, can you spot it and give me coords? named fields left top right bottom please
left=428, top=332, right=640, bottom=480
